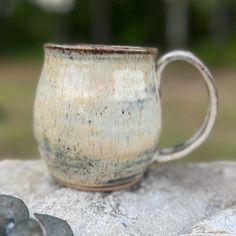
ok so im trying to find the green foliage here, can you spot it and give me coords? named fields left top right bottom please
left=193, top=35, right=236, bottom=66
left=192, top=0, right=220, bottom=12
left=0, top=0, right=235, bottom=64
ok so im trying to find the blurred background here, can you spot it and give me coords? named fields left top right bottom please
left=0, top=0, right=235, bottom=162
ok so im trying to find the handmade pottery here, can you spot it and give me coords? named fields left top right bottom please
left=33, top=44, right=218, bottom=191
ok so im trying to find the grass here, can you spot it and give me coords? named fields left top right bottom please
left=0, top=59, right=41, bottom=158
left=159, top=62, right=236, bottom=162
left=0, top=59, right=235, bottom=162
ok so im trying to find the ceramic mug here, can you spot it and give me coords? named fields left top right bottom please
left=34, top=44, right=218, bottom=191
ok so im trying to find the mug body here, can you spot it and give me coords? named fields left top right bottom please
left=34, top=44, right=161, bottom=191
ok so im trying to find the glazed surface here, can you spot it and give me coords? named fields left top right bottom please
left=34, top=48, right=161, bottom=188
left=44, top=43, right=158, bottom=55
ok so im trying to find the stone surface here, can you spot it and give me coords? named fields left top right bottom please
left=0, top=160, right=236, bottom=236
left=186, top=206, right=236, bottom=236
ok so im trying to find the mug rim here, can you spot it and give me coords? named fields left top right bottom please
left=44, top=43, right=158, bottom=55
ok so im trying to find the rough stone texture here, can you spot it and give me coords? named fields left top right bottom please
left=185, top=206, right=236, bottom=236
left=0, top=160, right=236, bottom=236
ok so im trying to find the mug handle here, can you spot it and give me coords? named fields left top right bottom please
left=153, top=50, right=218, bottom=162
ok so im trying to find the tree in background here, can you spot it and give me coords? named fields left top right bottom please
left=90, top=0, right=111, bottom=44
left=0, top=0, right=236, bottom=64
left=165, top=0, right=189, bottom=49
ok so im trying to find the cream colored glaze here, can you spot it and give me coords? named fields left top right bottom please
left=34, top=45, right=218, bottom=191
left=34, top=48, right=161, bottom=188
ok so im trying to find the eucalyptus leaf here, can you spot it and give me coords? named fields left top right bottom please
left=34, top=213, right=74, bottom=236
left=7, top=219, right=43, bottom=236
left=0, top=195, right=29, bottom=236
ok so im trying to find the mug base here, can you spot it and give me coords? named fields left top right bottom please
left=52, top=174, right=143, bottom=192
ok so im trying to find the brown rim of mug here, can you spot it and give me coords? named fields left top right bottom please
left=44, top=43, right=158, bottom=55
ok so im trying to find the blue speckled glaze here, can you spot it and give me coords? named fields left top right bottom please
left=34, top=44, right=161, bottom=190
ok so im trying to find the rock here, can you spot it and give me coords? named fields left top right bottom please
left=185, top=206, right=236, bottom=236
left=0, top=160, right=236, bottom=236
